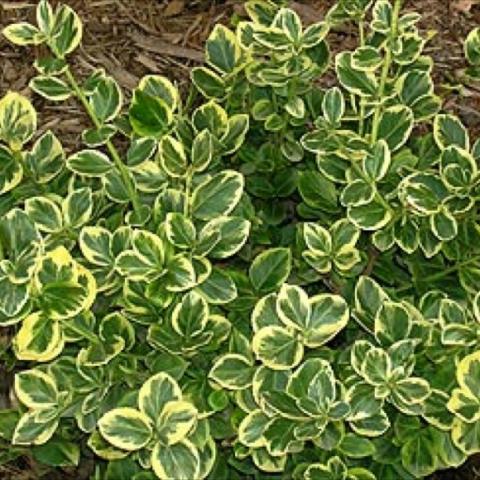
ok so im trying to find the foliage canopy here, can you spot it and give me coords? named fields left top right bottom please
left=2, top=0, right=480, bottom=478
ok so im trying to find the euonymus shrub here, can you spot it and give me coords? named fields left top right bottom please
left=1, top=0, right=480, bottom=479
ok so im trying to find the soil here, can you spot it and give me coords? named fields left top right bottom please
left=1, top=0, right=480, bottom=478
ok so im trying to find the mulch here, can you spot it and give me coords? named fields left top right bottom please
left=1, top=0, right=480, bottom=479
left=1, top=0, right=480, bottom=149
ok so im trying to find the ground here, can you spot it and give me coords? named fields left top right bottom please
left=1, top=0, right=480, bottom=478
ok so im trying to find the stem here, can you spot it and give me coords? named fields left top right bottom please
left=184, top=168, right=192, bottom=217
left=63, top=68, right=142, bottom=217
left=358, top=18, right=366, bottom=137
left=397, top=255, right=480, bottom=293
left=369, top=0, right=403, bottom=145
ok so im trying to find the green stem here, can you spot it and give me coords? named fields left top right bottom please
left=63, top=68, right=142, bottom=217
left=358, top=18, right=366, bottom=137
left=369, top=0, right=402, bottom=145
left=397, top=255, right=480, bottom=293
left=184, top=168, right=193, bottom=217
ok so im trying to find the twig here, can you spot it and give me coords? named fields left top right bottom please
left=130, top=32, right=204, bottom=62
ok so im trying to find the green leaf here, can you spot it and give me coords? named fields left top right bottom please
left=254, top=27, right=291, bottom=51
left=151, top=440, right=200, bottom=480
left=401, top=430, right=437, bottom=477
left=12, top=413, right=58, bottom=446
left=447, top=388, right=480, bottom=423
left=397, top=70, right=433, bottom=106
left=25, top=130, right=64, bottom=183
left=33, top=439, right=80, bottom=467
left=277, top=283, right=310, bottom=331
left=440, top=145, right=477, bottom=190
left=157, top=400, right=197, bottom=445
left=82, top=125, right=117, bottom=147
left=191, top=129, right=214, bottom=173
left=138, top=75, right=179, bottom=111
left=400, top=172, right=446, bottom=214
left=49, top=4, right=83, bottom=57
left=252, top=326, right=303, bottom=370
left=374, top=301, right=412, bottom=345
left=238, top=410, right=269, bottom=448
left=195, top=267, right=237, bottom=305
left=430, top=208, right=457, bottom=241
left=165, top=254, right=196, bottom=292
left=63, top=187, right=93, bottom=228
left=335, top=52, right=378, bottom=97
left=221, top=114, right=249, bottom=154
left=67, top=149, right=112, bottom=177
left=302, top=21, right=329, bottom=48
left=363, top=140, right=391, bottom=181
left=36, top=0, right=54, bottom=34
left=0, top=275, right=29, bottom=319
left=452, top=418, right=480, bottom=455
left=350, top=410, right=390, bottom=437
left=98, top=408, right=153, bottom=451
left=202, top=216, right=250, bottom=259
left=3, top=22, right=44, bottom=46
left=433, top=114, right=469, bottom=151
left=171, top=291, right=208, bottom=337
left=0, top=92, right=37, bottom=149
left=79, top=226, right=113, bottom=266
left=14, top=369, right=58, bottom=409
left=304, top=223, right=332, bottom=257
left=339, top=433, right=376, bottom=458
left=29, top=76, right=71, bottom=101
left=394, top=378, right=431, bottom=405
left=284, top=97, right=305, bottom=119
left=348, top=200, right=392, bottom=231
left=456, top=350, right=480, bottom=399
left=465, top=27, right=480, bottom=66
left=191, top=170, right=244, bottom=221
left=159, top=135, right=187, bottom=178
left=206, top=24, right=241, bottom=74
left=129, top=90, right=172, bottom=138
left=127, top=137, right=157, bottom=166
left=346, top=382, right=382, bottom=422
left=0, top=410, right=20, bottom=441
left=341, top=179, right=375, bottom=207
left=322, top=87, right=344, bottom=126
left=191, top=67, right=226, bottom=99
left=139, top=373, right=182, bottom=421
left=24, top=196, right=62, bottom=233
left=352, top=46, right=383, bottom=71
left=14, top=312, right=63, bottom=362
left=273, top=8, right=302, bottom=42
left=34, top=57, right=67, bottom=75
left=209, top=354, right=254, bottom=390
left=192, top=101, right=228, bottom=137
left=165, top=213, right=196, bottom=249
left=361, top=347, right=391, bottom=385
left=90, top=76, right=122, bottom=123
left=304, top=293, right=349, bottom=347
left=377, top=106, right=414, bottom=152
left=249, top=248, right=292, bottom=293
left=0, top=145, right=23, bottom=194
left=37, top=255, right=95, bottom=319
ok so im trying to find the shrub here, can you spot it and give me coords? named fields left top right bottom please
left=1, top=0, right=480, bottom=479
